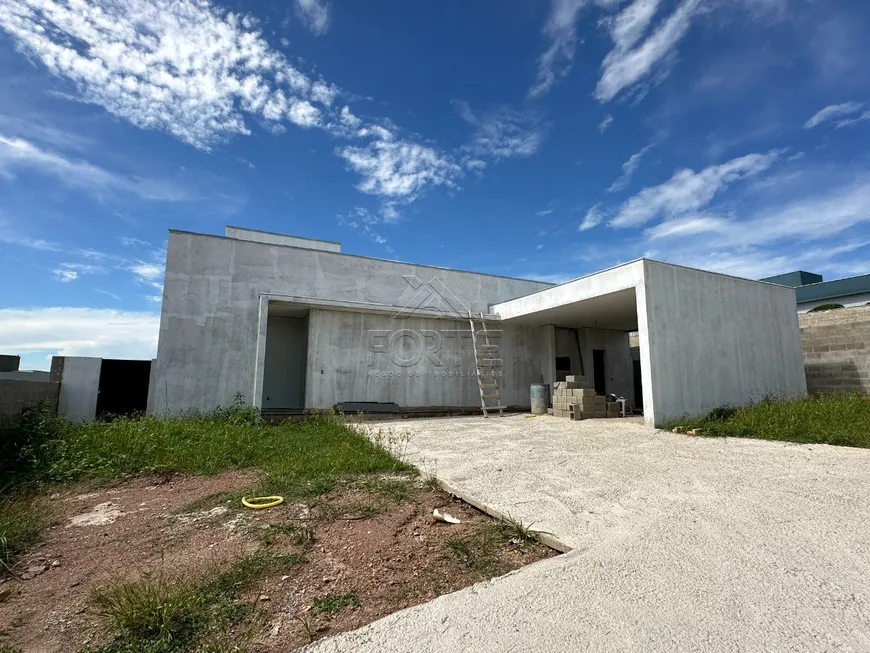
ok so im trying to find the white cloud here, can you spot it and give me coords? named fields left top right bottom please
left=52, top=262, right=107, bottom=283
left=596, top=0, right=703, bottom=102
left=835, top=111, right=870, bottom=129
left=310, top=81, right=338, bottom=107
left=0, top=135, right=191, bottom=201
left=530, top=0, right=631, bottom=97
left=0, top=1, right=469, bottom=211
left=339, top=106, right=362, bottom=129
left=287, top=99, right=322, bottom=128
left=294, top=0, right=331, bottom=36
left=0, top=307, right=159, bottom=367
left=645, top=213, right=730, bottom=239
left=535, top=208, right=555, bottom=216
left=336, top=138, right=460, bottom=202
left=610, top=150, right=780, bottom=227
left=603, top=0, right=660, bottom=52
left=598, top=114, right=614, bottom=133
left=579, top=203, right=605, bottom=231
left=608, top=143, right=653, bottom=192
left=337, top=206, right=394, bottom=253
left=804, top=102, right=864, bottom=129
left=456, top=102, right=548, bottom=161
left=529, top=0, right=586, bottom=98
left=0, top=225, right=62, bottom=252
left=0, top=0, right=329, bottom=149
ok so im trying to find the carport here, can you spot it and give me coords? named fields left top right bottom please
left=491, top=259, right=808, bottom=425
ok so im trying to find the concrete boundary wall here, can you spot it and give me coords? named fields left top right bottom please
left=0, top=379, right=59, bottom=422
left=799, top=306, right=870, bottom=394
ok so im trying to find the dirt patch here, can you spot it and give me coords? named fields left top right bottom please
left=0, top=471, right=554, bottom=652
left=0, top=470, right=259, bottom=652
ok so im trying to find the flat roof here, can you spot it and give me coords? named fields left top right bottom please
left=491, top=260, right=644, bottom=330
left=795, top=273, right=870, bottom=304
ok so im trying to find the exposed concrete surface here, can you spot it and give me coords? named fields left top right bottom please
left=641, top=260, right=807, bottom=424
left=0, top=379, right=59, bottom=421
left=308, top=415, right=870, bottom=652
left=153, top=230, right=552, bottom=413
left=56, top=356, right=101, bottom=420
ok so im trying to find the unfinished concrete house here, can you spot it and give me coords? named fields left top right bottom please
left=148, top=227, right=808, bottom=426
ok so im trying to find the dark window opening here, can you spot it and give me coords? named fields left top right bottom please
left=96, top=359, right=151, bottom=418
left=555, top=356, right=571, bottom=372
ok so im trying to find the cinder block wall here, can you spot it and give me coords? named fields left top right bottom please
left=800, top=306, right=870, bottom=394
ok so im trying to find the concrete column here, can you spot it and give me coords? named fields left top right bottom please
left=252, top=294, right=269, bottom=409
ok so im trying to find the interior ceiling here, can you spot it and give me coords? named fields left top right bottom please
left=501, top=288, right=638, bottom=331
left=269, top=302, right=310, bottom=318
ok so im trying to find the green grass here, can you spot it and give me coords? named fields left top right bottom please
left=666, top=393, right=870, bottom=449
left=443, top=517, right=542, bottom=575
left=311, top=591, right=360, bottom=620
left=0, top=402, right=414, bottom=571
left=0, top=492, right=47, bottom=571
left=88, top=552, right=305, bottom=653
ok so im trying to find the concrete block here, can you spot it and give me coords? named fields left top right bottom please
left=575, top=388, right=596, bottom=398
left=593, top=395, right=606, bottom=404
left=547, top=408, right=553, bottom=415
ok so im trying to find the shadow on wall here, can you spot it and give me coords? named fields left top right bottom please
left=805, top=361, right=864, bottom=395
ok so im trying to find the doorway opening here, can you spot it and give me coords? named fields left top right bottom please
left=96, top=359, right=151, bottom=417
left=592, top=349, right=606, bottom=395
left=262, top=312, right=309, bottom=411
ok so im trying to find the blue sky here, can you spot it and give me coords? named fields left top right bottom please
left=1, top=0, right=870, bottom=369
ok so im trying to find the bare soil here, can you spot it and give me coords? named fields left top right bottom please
left=0, top=471, right=554, bottom=652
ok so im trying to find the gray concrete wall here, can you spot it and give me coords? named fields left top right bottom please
left=554, top=327, right=633, bottom=405
left=152, top=231, right=553, bottom=413
left=262, top=315, right=308, bottom=409
left=226, top=226, right=341, bottom=252
left=0, top=379, right=59, bottom=422
left=0, top=354, right=20, bottom=372
left=640, top=260, right=807, bottom=424
left=55, top=356, right=102, bottom=420
left=799, top=306, right=870, bottom=394
left=304, top=309, right=548, bottom=408
left=0, top=370, right=51, bottom=382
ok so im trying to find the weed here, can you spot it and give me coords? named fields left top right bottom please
left=443, top=537, right=476, bottom=567
left=91, top=552, right=306, bottom=652
left=665, top=394, right=870, bottom=449
left=356, top=474, right=416, bottom=502
left=256, top=523, right=314, bottom=548
left=0, top=493, right=47, bottom=572
left=0, top=645, right=24, bottom=653
left=422, top=475, right=440, bottom=492
left=442, top=517, right=543, bottom=575
left=293, top=611, right=315, bottom=644
left=493, top=515, right=545, bottom=549
left=311, top=591, right=361, bottom=620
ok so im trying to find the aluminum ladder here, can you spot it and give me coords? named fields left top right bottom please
left=469, top=311, right=504, bottom=417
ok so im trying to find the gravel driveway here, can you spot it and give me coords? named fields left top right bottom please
left=308, top=415, right=870, bottom=652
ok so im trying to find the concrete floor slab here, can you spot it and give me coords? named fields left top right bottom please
left=307, top=415, right=870, bottom=652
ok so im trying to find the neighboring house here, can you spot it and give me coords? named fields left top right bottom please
left=147, top=226, right=807, bottom=426
left=762, top=271, right=870, bottom=313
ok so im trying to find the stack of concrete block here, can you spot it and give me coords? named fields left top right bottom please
left=550, top=375, right=621, bottom=420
